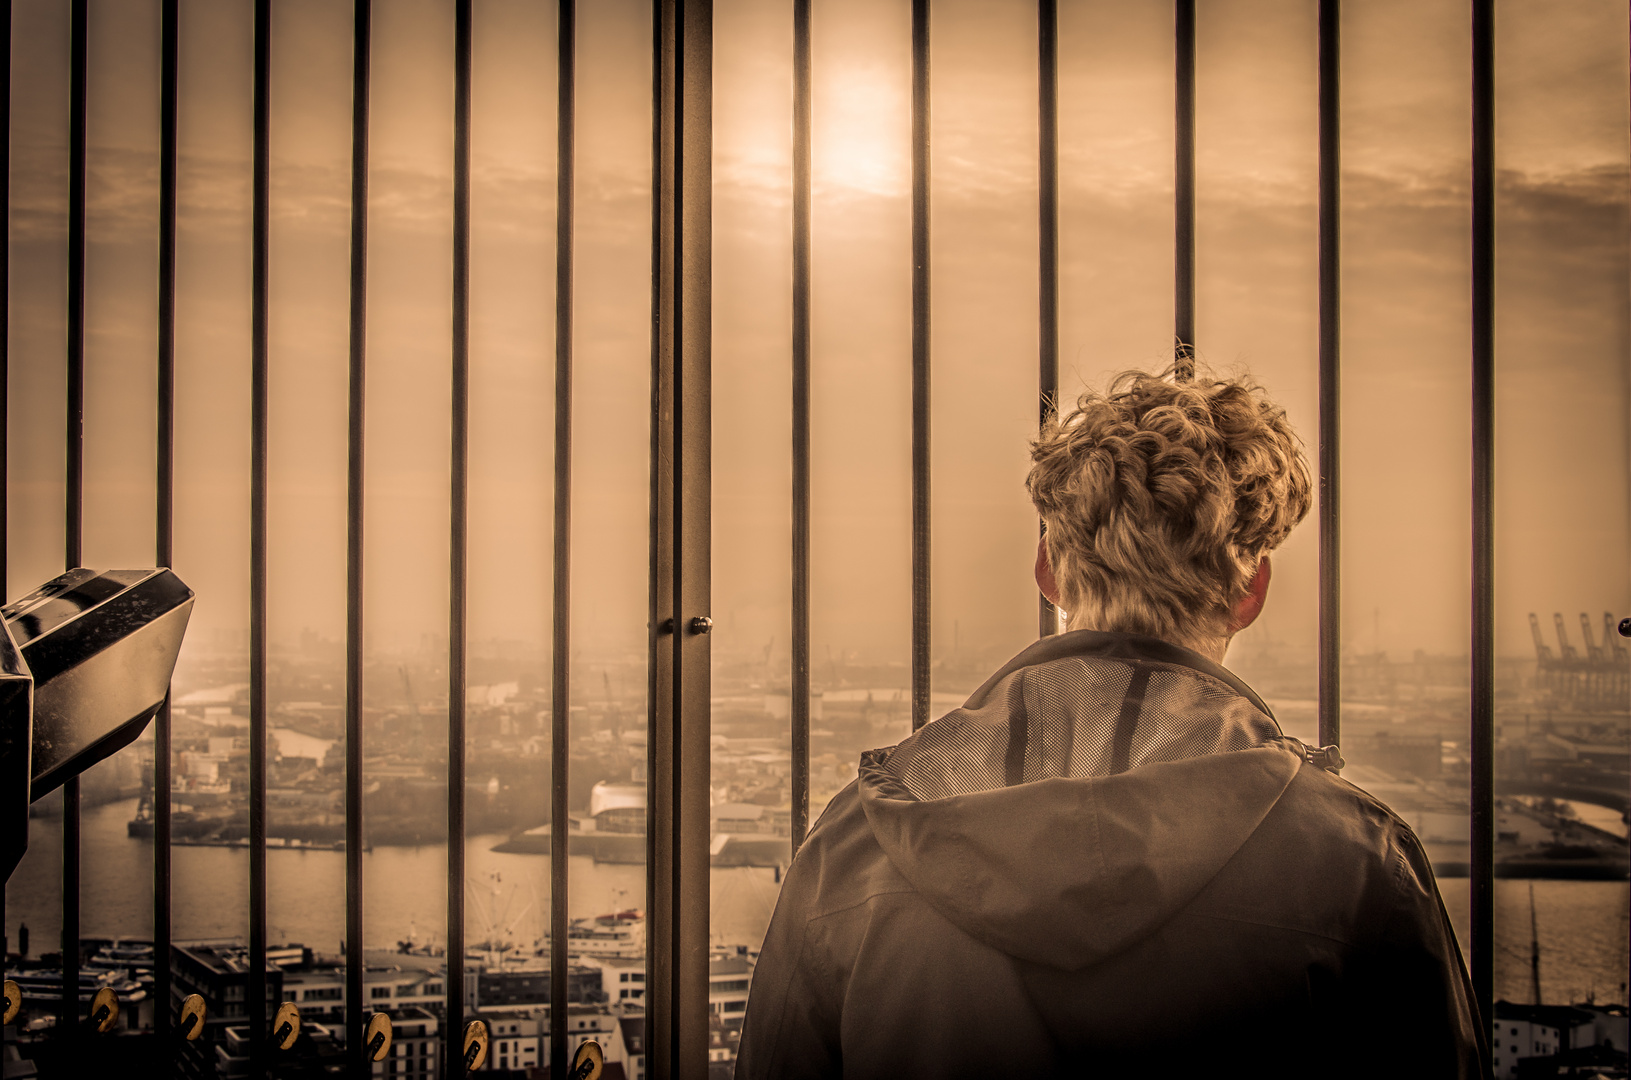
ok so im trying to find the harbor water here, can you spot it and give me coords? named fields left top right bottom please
left=5, top=796, right=1627, bottom=1007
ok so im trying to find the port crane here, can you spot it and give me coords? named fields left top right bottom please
left=1528, top=613, right=1553, bottom=664
left=1608, top=612, right=1631, bottom=664
left=1529, top=611, right=1628, bottom=710
left=1552, top=613, right=1578, bottom=664
left=1578, top=613, right=1604, bottom=663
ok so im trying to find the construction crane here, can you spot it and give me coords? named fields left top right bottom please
left=1552, top=613, right=1578, bottom=664
left=1579, top=613, right=1603, bottom=663
left=603, top=669, right=623, bottom=726
left=1529, top=613, right=1554, bottom=664
left=400, top=665, right=423, bottom=739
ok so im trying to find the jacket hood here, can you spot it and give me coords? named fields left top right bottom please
left=856, top=631, right=1304, bottom=972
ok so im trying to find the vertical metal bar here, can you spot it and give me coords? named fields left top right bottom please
left=549, top=0, right=575, bottom=1073
left=1173, top=0, right=1195, bottom=370
left=344, top=0, right=371, bottom=1070
left=65, top=4, right=84, bottom=574
left=448, top=0, right=473, bottom=1070
left=0, top=0, right=8, bottom=1048
left=344, top=0, right=370, bottom=1070
left=61, top=0, right=86, bottom=1033
left=647, top=1, right=711, bottom=1075
left=910, top=0, right=930, bottom=731
left=0, top=0, right=8, bottom=600
left=248, top=1, right=271, bottom=1071
left=1037, top=0, right=1058, bottom=641
left=60, top=778, right=77, bottom=1023
left=647, top=0, right=674, bottom=1063
left=153, top=0, right=179, bottom=1053
left=790, top=0, right=811, bottom=852
left=1469, top=0, right=1496, bottom=1036
left=1316, top=0, right=1340, bottom=749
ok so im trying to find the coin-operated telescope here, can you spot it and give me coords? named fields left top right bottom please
left=0, top=568, right=193, bottom=882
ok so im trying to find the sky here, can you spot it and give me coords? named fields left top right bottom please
left=5, top=0, right=1629, bottom=692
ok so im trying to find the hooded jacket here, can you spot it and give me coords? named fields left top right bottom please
left=735, top=631, right=1487, bottom=1080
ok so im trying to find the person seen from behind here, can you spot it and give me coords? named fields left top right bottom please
left=734, top=365, right=1487, bottom=1079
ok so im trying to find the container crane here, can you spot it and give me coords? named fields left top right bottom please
left=1578, top=613, right=1603, bottom=663
left=1552, top=613, right=1578, bottom=664
left=1608, top=612, right=1630, bottom=664
left=1528, top=613, right=1553, bottom=664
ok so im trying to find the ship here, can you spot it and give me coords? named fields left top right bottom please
left=493, top=782, right=793, bottom=869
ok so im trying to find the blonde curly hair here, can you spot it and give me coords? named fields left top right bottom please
left=1027, top=367, right=1312, bottom=648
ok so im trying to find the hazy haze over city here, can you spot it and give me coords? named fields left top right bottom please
left=3, top=0, right=1627, bottom=680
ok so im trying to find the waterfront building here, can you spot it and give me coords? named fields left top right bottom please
left=170, top=941, right=283, bottom=1080
left=374, top=1006, right=440, bottom=1079
left=217, top=1018, right=342, bottom=1078
left=282, top=958, right=446, bottom=1024
left=1490, top=1001, right=1625, bottom=1079
left=708, top=954, right=754, bottom=1030
left=708, top=1017, right=742, bottom=1068
left=580, top=954, right=646, bottom=1004
left=475, top=1008, right=541, bottom=1073
left=218, top=1004, right=437, bottom=1078
left=476, top=962, right=603, bottom=1008
left=546, top=1004, right=630, bottom=1073
left=619, top=1014, right=647, bottom=1080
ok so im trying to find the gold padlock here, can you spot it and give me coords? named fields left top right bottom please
left=177, top=994, right=206, bottom=1041
left=88, top=986, right=118, bottom=1033
left=2, top=980, right=21, bottom=1025
left=272, top=1001, right=300, bottom=1051
left=462, top=1019, right=489, bottom=1072
left=570, top=1038, right=605, bottom=1080
left=366, top=1011, right=393, bottom=1061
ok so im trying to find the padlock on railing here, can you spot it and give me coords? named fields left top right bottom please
left=2, top=979, right=20, bottom=1025
left=84, top=986, right=117, bottom=1034
left=174, top=994, right=206, bottom=1043
left=462, top=1018, right=489, bottom=1072
left=271, top=1001, right=300, bottom=1051
left=365, top=1011, right=393, bottom=1062
left=569, top=1038, right=605, bottom=1080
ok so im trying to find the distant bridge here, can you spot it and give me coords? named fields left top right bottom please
left=1498, top=776, right=1629, bottom=816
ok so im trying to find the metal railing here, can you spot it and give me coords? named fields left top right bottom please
left=0, top=0, right=1593, bottom=1074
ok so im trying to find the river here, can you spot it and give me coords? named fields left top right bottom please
left=4, top=796, right=1626, bottom=1007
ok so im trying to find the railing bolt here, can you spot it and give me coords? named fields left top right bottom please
left=688, top=616, right=713, bottom=635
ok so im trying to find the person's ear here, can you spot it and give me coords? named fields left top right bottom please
left=1035, top=535, right=1061, bottom=607
left=1227, top=557, right=1271, bottom=633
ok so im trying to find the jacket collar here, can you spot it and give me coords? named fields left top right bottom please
left=961, top=629, right=1277, bottom=720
